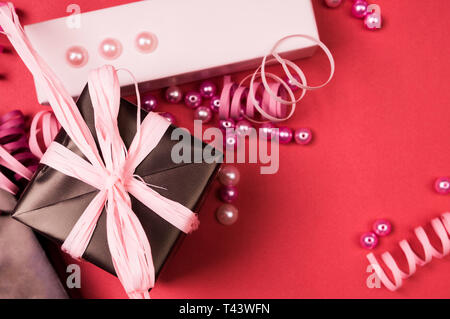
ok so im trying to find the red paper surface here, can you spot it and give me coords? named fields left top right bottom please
left=1, top=0, right=450, bottom=298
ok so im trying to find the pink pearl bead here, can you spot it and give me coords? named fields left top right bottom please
left=284, top=75, right=302, bottom=92
left=235, top=119, right=253, bottom=136
left=199, top=81, right=217, bottom=98
left=219, top=185, right=238, bottom=203
left=364, top=12, right=382, bottom=30
left=194, top=106, right=212, bottom=123
left=260, top=122, right=277, bottom=141
left=142, top=93, right=158, bottom=112
left=352, top=0, right=368, bottom=19
left=184, top=91, right=202, bottom=108
left=165, top=86, right=183, bottom=103
left=66, top=46, right=88, bottom=68
left=278, top=126, right=293, bottom=144
left=98, top=38, right=122, bottom=60
left=216, top=204, right=238, bottom=226
left=159, top=112, right=176, bottom=125
left=219, top=165, right=240, bottom=186
left=135, top=31, right=158, bottom=53
left=224, top=131, right=238, bottom=150
left=360, top=232, right=378, bottom=249
left=294, top=128, right=312, bottom=145
left=325, top=0, right=342, bottom=8
left=210, top=96, right=221, bottom=113
left=373, top=219, right=392, bottom=237
left=435, top=177, right=450, bottom=194
left=218, top=119, right=235, bottom=132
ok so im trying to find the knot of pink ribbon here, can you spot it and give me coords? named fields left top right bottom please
left=0, top=3, right=198, bottom=298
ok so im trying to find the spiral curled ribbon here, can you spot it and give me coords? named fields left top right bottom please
left=367, top=213, right=450, bottom=291
left=219, top=35, right=335, bottom=123
left=0, top=2, right=198, bottom=298
left=0, top=110, right=35, bottom=196
left=28, top=110, right=60, bottom=159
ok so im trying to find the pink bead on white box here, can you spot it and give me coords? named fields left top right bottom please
left=98, top=38, right=122, bottom=60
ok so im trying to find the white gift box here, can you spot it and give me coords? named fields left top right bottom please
left=24, top=0, right=319, bottom=104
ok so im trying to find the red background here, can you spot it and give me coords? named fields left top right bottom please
left=1, top=0, right=450, bottom=298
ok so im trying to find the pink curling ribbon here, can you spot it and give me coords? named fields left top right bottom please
left=28, top=109, right=60, bottom=159
left=367, top=213, right=450, bottom=291
left=0, top=2, right=198, bottom=298
left=0, top=110, right=35, bottom=196
left=219, top=34, right=335, bottom=123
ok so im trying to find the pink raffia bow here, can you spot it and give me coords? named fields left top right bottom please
left=0, top=2, right=199, bottom=298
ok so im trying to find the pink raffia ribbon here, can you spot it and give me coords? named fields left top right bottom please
left=367, top=213, right=450, bottom=291
left=0, top=2, right=199, bottom=298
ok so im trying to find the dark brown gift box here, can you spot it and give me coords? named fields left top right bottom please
left=13, top=86, right=221, bottom=278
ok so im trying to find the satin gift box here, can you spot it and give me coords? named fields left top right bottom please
left=12, top=86, right=221, bottom=278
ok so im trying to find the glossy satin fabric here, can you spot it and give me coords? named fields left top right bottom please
left=0, top=214, right=67, bottom=299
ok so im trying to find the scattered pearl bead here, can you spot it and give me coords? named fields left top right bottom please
left=219, top=185, right=238, bottom=203
left=218, top=119, right=235, bottom=132
left=194, top=106, right=213, bottom=123
left=218, top=165, right=240, bottom=187
left=210, top=96, right=221, bottom=113
left=98, top=38, right=122, bottom=60
left=216, top=204, right=239, bottom=226
left=66, top=46, right=88, bottom=68
left=184, top=91, right=202, bottom=108
left=235, top=119, right=253, bottom=136
left=165, top=86, right=183, bottom=104
left=364, top=11, right=382, bottom=30
left=435, top=177, right=450, bottom=194
left=199, top=81, right=217, bottom=98
left=135, top=31, right=158, bottom=53
left=142, top=93, right=158, bottom=112
left=259, top=122, right=277, bottom=141
left=325, top=0, right=342, bottom=8
left=159, top=112, right=176, bottom=125
left=373, top=219, right=392, bottom=237
left=351, top=0, right=368, bottom=19
left=284, top=75, right=302, bottom=92
left=224, top=131, right=238, bottom=150
left=360, top=232, right=378, bottom=249
left=278, top=126, right=293, bottom=144
left=294, top=128, right=312, bottom=145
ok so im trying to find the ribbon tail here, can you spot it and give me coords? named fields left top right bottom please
left=0, top=144, right=33, bottom=181
left=128, top=291, right=151, bottom=299
left=106, top=188, right=155, bottom=298
left=62, top=190, right=108, bottom=259
left=0, top=170, right=18, bottom=194
left=128, top=178, right=199, bottom=234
